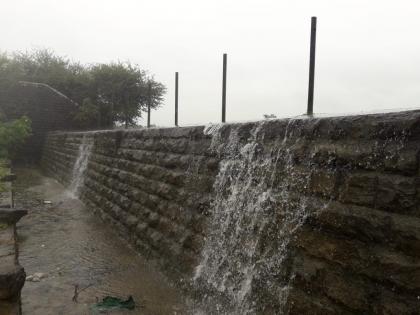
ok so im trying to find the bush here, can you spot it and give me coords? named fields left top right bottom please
left=0, top=116, right=31, bottom=159
left=0, top=49, right=166, bottom=129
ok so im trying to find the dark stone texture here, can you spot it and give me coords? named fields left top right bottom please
left=0, top=209, right=28, bottom=225
left=0, top=264, right=25, bottom=300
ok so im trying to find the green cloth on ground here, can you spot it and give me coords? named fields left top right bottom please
left=92, top=296, right=135, bottom=312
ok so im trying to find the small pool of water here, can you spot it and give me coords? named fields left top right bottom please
left=15, top=167, right=188, bottom=315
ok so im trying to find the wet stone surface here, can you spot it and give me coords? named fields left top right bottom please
left=38, top=111, right=420, bottom=314
left=14, top=167, right=188, bottom=315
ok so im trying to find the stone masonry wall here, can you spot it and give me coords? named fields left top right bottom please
left=0, top=162, right=27, bottom=315
left=41, top=127, right=218, bottom=276
left=40, top=110, right=420, bottom=314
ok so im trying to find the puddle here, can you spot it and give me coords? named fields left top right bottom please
left=14, top=167, right=188, bottom=315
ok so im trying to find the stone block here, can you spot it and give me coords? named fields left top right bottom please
left=383, top=146, right=419, bottom=175
left=147, top=212, right=160, bottom=228
left=309, top=170, right=337, bottom=197
left=339, top=172, right=377, bottom=206
left=310, top=201, right=420, bottom=258
left=372, top=289, right=420, bottom=314
left=323, top=271, right=370, bottom=312
left=182, top=232, right=203, bottom=253
left=124, top=215, right=138, bottom=229
left=285, top=287, right=350, bottom=315
left=0, top=262, right=26, bottom=300
left=0, top=209, right=27, bottom=225
left=376, top=174, right=417, bottom=214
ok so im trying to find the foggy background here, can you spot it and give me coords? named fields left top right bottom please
left=2, top=0, right=420, bottom=126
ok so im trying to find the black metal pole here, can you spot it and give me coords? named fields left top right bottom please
left=147, top=81, right=151, bottom=128
left=222, top=53, right=227, bottom=123
left=307, top=16, right=317, bottom=116
left=175, top=72, right=179, bottom=126
left=147, top=104, right=151, bottom=128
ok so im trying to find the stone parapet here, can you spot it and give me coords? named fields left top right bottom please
left=0, top=166, right=27, bottom=315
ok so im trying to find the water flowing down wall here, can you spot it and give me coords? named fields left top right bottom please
left=41, top=110, right=420, bottom=314
left=67, top=135, right=93, bottom=198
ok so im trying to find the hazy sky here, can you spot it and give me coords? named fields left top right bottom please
left=2, top=0, right=420, bottom=126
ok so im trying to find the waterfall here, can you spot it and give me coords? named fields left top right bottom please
left=68, top=135, right=93, bottom=198
left=194, top=120, right=317, bottom=314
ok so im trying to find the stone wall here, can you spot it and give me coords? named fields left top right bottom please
left=41, top=127, right=218, bottom=275
left=0, top=162, right=27, bottom=315
left=40, top=110, right=420, bottom=314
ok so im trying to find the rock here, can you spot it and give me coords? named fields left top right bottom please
left=0, top=208, right=28, bottom=225
left=339, top=173, right=377, bottom=207
left=0, top=264, right=26, bottom=299
left=26, top=272, right=47, bottom=282
left=33, top=272, right=47, bottom=279
left=125, top=215, right=138, bottom=229
left=0, top=174, right=17, bottom=182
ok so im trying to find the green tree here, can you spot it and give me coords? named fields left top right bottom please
left=0, top=115, right=31, bottom=159
left=89, top=62, right=166, bottom=127
left=0, top=49, right=166, bottom=129
left=72, top=98, right=100, bottom=128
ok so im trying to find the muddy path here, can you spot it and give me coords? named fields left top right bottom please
left=14, top=167, right=188, bottom=315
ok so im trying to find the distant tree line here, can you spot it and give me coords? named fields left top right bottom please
left=0, top=49, right=166, bottom=128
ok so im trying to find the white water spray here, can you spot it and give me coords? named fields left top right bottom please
left=68, top=135, right=93, bottom=198
left=195, top=120, right=319, bottom=314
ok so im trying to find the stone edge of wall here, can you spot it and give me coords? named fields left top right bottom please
left=0, top=165, right=27, bottom=315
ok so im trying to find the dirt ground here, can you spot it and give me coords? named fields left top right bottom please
left=14, top=167, right=189, bottom=315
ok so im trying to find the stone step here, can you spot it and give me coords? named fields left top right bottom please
left=0, top=225, right=26, bottom=312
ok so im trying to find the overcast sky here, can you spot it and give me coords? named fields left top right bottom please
left=2, top=0, right=420, bottom=126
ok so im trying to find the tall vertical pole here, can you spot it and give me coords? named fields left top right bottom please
left=175, top=72, right=179, bottom=126
left=222, top=53, right=227, bottom=123
left=147, top=81, right=151, bottom=128
left=147, top=103, right=151, bottom=128
left=307, top=16, right=317, bottom=116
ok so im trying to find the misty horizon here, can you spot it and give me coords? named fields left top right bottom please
left=2, top=0, right=420, bottom=126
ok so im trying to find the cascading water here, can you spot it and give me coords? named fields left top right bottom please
left=68, top=135, right=93, bottom=198
left=194, top=120, right=319, bottom=314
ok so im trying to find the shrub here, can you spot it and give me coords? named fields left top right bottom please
left=0, top=116, right=32, bottom=159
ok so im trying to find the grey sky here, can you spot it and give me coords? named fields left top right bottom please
left=2, top=0, right=420, bottom=126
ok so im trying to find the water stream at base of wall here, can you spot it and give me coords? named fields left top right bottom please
left=67, top=135, right=93, bottom=198
left=193, top=120, right=320, bottom=315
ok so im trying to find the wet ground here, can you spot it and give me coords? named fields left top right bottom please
left=14, top=167, right=188, bottom=315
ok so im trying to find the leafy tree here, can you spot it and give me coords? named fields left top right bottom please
left=0, top=113, right=30, bottom=190
left=72, top=98, right=100, bottom=128
left=0, top=52, right=24, bottom=88
left=88, top=62, right=166, bottom=127
left=0, top=115, right=31, bottom=159
left=145, top=78, right=166, bottom=116
left=0, top=49, right=166, bottom=129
